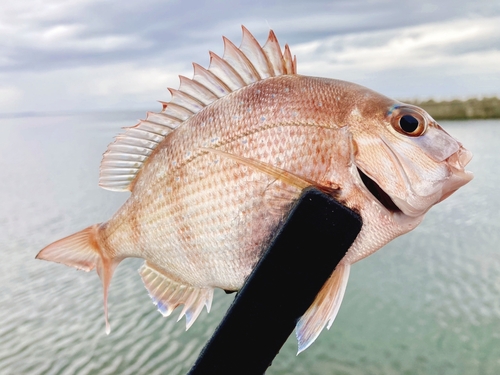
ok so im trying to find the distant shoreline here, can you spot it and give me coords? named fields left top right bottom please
left=1, top=97, right=499, bottom=121
left=404, top=97, right=500, bottom=120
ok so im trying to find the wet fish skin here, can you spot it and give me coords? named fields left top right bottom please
left=96, top=76, right=359, bottom=310
left=36, top=27, right=473, bottom=352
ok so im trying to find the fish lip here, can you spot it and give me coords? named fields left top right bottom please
left=356, top=167, right=402, bottom=214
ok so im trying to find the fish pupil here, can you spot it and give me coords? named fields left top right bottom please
left=399, top=115, right=419, bottom=133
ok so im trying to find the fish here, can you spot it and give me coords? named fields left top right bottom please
left=36, top=26, right=473, bottom=352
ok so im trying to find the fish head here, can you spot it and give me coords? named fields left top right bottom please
left=348, top=93, right=473, bottom=219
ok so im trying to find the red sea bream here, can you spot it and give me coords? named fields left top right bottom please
left=37, top=26, right=473, bottom=352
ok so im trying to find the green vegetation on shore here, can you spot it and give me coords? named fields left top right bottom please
left=404, top=97, right=500, bottom=120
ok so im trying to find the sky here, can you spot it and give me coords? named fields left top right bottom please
left=1, top=0, right=499, bottom=115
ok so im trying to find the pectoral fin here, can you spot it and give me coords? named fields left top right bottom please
left=296, top=262, right=351, bottom=353
left=200, top=147, right=340, bottom=196
left=139, top=262, right=213, bottom=329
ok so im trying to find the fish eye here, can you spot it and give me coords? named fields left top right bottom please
left=390, top=108, right=427, bottom=137
left=399, top=115, right=419, bottom=133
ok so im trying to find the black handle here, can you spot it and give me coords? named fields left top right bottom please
left=188, top=187, right=362, bottom=375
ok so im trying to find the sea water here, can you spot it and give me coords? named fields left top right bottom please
left=0, top=113, right=499, bottom=375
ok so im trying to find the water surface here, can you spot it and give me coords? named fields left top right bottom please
left=0, top=114, right=499, bottom=374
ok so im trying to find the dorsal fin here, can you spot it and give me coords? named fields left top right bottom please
left=99, top=26, right=298, bottom=192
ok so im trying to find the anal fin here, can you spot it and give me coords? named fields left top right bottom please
left=139, top=262, right=213, bottom=330
left=296, top=262, right=351, bottom=353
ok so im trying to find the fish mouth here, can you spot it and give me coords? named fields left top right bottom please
left=357, top=168, right=401, bottom=213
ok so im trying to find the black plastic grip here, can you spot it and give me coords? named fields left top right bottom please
left=188, top=187, right=362, bottom=375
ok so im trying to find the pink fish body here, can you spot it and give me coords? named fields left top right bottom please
left=37, top=26, right=473, bottom=352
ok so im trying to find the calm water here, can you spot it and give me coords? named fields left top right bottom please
left=1, top=113, right=499, bottom=375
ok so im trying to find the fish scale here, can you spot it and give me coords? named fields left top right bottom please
left=37, top=26, right=473, bottom=352
left=116, top=78, right=353, bottom=283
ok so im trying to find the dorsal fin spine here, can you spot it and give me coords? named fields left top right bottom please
left=114, top=140, right=158, bottom=152
left=192, top=63, right=231, bottom=97
left=208, top=51, right=246, bottom=91
left=133, top=120, right=173, bottom=136
left=146, top=111, right=182, bottom=129
left=240, top=25, right=273, bottom=79
left=104, top=152, right=148, bottom=161
left=159, top=102, right=194, bottom=121
left=262, top=30, right=285, bottom=76
left=108, top=143, right=154, bottom=153
left=99, top=26, right=298, bottom=192
left=122, top=127, right=163, bottom=141
left=222, top=36, right=261, bottom=83
left=101, top=160, right=141, bottom=168
left=178, top=75, right=218, bottom=105
left=168, top=88, right=206, bottom=113
left=284, top=44, right=295, bottom=74
left=161, top=101, right=195, bottom=115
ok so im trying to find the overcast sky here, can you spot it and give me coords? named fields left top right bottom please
left=1, top=0, right=499, bottom=115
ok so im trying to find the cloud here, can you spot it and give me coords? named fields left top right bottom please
left=1, top=0, right=499, bottom=113
left=3, top=0, right=499, bottom=72
left=294, top=17, right=500, bottom=99
left=0, top=86, right=23, bottom=110
left=0, top=62, right=183, bottom=113
left=296, top=17, right=500, bottom=69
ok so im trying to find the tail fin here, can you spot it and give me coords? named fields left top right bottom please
left=36, top=224, right=120, bottom=334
